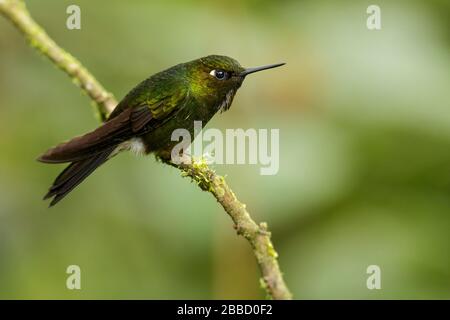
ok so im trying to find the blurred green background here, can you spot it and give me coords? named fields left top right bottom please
left=1, top=0, right=450, bottom=299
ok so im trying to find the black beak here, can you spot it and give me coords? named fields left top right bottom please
left=240, top=62, right=285, bottom=77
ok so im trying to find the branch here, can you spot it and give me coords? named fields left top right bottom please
left=1, top=0, right=292, bottom=300
left=0, top=0, right=116, bottom=120
left=163, top=159, right=292, bottom=299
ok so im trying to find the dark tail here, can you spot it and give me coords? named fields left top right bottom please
left=43, top=147, right=115, bottom=207
left=38, top=106, right=153, bottom=206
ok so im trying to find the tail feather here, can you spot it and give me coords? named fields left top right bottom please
left=44, top=147, right=114, bottom=207
left=39, top=106, right=154, bottom=206
left=38, top=108, right=134, bottom=164
left=37, top=106, right=153, bottom=164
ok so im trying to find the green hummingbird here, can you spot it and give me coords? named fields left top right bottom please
left=38, top=55, right=284, bottom=206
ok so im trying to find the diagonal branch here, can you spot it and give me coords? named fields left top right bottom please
left=163, top=159, right=292, bottom=299
left=0, top=0, right=116, bottom=120
left=0, top=0, right=292, bottom=300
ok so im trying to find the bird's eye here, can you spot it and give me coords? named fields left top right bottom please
left=210, top=69, right=228, bottom=80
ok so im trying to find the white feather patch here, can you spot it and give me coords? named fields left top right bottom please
left=110, top=137, right=146, bottom=158
left=127, top=137, right=146, bottom=155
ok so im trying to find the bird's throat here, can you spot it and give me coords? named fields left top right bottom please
left=217, top=89, right=236, bottom=113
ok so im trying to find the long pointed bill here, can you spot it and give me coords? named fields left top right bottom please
left=240, top=62, right=285, bottom=77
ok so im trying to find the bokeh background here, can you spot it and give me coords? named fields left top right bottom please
left=1, top=0, right=449, bottom=299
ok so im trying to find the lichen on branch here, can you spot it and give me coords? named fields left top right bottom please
left=163, top=157, right=292, bottom=299
left=0, top=0, right=116, bottom=120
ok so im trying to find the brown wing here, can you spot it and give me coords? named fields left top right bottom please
left=37, top=106, right=153, bottom=163
left=38, top=76, right=190, bottom=164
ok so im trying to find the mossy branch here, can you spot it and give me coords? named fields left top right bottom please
left=0, top=0, right=292, bottom=300
left=164, top=158, right=292, bottom=299
left=0, top=0, right=116, bottom=120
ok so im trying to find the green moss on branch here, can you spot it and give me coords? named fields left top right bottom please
left=165, top=158, right=292, bottom=300
left=0, top=0, right=116, bottom=120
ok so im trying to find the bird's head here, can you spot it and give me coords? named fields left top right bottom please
left=187, top=55, right=284, bottom=112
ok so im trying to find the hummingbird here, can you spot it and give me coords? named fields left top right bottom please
left=38, top=55, right=285, bottom=206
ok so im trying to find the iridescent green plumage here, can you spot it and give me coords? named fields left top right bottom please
left=38, top=55, right=284, bottom=206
